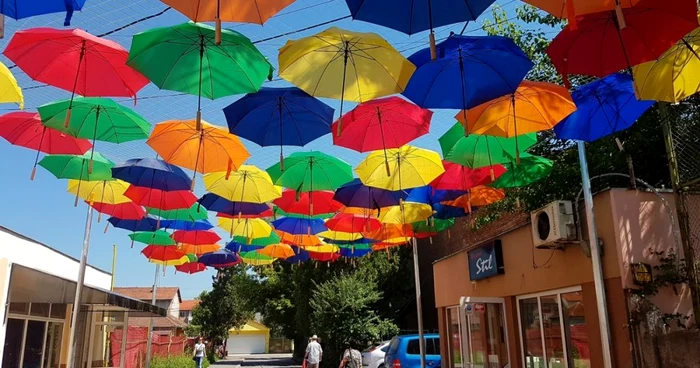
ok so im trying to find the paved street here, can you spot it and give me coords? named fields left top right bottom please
left=213, top=353, right=301, bottom=368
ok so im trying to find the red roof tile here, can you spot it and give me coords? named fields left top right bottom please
left=180, top=299, right=200, bottom=311
left=114, top=287, right=181, bottom=303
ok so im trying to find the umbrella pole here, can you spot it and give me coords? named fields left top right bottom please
left=215, top=0, right=222, bottom=45
left=428, top=0, right=436, bottom=61
left=411, top=236, right=428, bottom=368
left=64, top=41, right=86, bottom=128
left=614, top=1, right=626, bottom=29
left=565, top=0, right=578, bottom=30
left=485, top=139, right=495, bottom=181
left=238, top=174, right=247, bottom=220
left=66, top=204, right=95, bottom=368
left=337, top=45, right=350, bottom=136
left=279, top=98, right=285, bottom=171
left=144, top=264, right=160, bottom=368
left=377, top=109, right=391, bottom=177
left=88, top=106, right=100, bottom=175
left=30, top=128, right=47, bottom=180
left=511, top=94, right=520, bottom=165
left=196, top=36, right=205, bottom=131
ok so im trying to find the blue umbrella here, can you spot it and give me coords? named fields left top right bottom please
left=272, top=217, right=327, bottom=235
left=224, top=87, right=334, bottom=168
left=333, top=178, right=408, bottom=209
left=2, top=0, right=85, bottom=25
left=112, top=158, right=192, bottom=191
left=225, top=241, right=263, bottom=253
left=402, top=34, right=533, bottom=119
left=284, top=247, right=310, bottom=264
left=160, top=219, right=213, bottom=231
left=554, top=73, right=656, bottom=142
left=340, top=247, right=372, bottom=258
left=329, top=238, right=377, bottom=246
left=198, top=193, right=271, bottom=217
left=198, top=249, right=239, bottom=268
left=107, top=216, right=160, bottom=232
left=432, top=203, right=470, bottom=220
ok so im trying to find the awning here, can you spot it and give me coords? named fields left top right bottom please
left=8, top=264, right=166, bottom=317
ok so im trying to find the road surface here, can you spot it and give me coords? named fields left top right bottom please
left=214, top=353, right=301, bottom=368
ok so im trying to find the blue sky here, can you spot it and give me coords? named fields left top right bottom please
left=0, top=0, right=522, bottom=299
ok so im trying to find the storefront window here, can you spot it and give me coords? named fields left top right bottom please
left=43, top=322, right=63, bottom=368
left=485, top=303, right=509, bottom=368
left=540, top=296, right=565, bottom=367
left=458, top=300, right=509, bottom=368
left=519, top=298, right=545, bottom=368
left=3, top=318, right=25, bottom=367
left=561, top=292, right=591, bottom=368
left=446, top=307, right=463, bottom=368
left=22, top=320, right=47, bottom=367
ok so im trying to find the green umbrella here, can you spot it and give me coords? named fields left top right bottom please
left=411, top=218, right=455, bottom=234
left=232, top=233, right=281, bottom=247
left=147, top=204, right=209, bottom=222
left=38, top=152, right=114, bottom=181
left=127, top=22, right=274, bottom=130
left=128, top=230, right=175, bottom=247
left=490, top=153, right=553, bottom=188
left=240, top=250, right=275, bottom=265
left=439, top=122, right=537, bottom=174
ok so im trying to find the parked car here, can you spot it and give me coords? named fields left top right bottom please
left=362, top=340, right=391, bottom=368
left=384, top=334, right=441, bottom=368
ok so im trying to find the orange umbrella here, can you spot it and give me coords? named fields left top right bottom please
left=147, top=119, right=250, bottom=188
left=275, top=230, right=323, bottom=247
left=364, top=223, right=414, bottom=241
left=161, top=0, right=295, bottom=44
left=258, top=243, right=296, bottom=259
left=522, top=0, right=639, bottom=29
left=442, top=186, right=505, bottom=212
left=178, top=243, right=221, bottom=256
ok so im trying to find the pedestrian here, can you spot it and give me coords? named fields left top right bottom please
left=305, top=335, right=323, bottom=368
left=193, top=337, right=206, bottom=368
left=338, top=342, right=362, bottom=368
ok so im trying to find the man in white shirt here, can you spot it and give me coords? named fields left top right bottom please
left=305, top=335, right=323, bottom=368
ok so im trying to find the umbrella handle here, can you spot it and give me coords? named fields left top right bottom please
left=30, top=166, right=36, bottom=181
left=196, top=110, right=202, bottom=131
left=63, top=108, right=73, bottom=128
left=215, top=18, right=222, bottom=45
left=615, top=4, right=626, bottom=29
left=429, top=33, right=437, bottom=61
left=447, top=229, right=451, bottom=239
left=429, top=236, right=433, bottom=245
left=88, top=158, right=94, bottom=175
left=490, top=167, right=495, bottom=181
left=385, top=160, right=391, bottom=177
left=104, top=222, right=109, bottom=234
left=280, top=153, right=285, bottom=172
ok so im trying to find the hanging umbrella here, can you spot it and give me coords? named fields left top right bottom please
left=233, top=233, right=281, bottom=247
left=160, top=219, right=214, bottom=231
left=326, top=214, right=381, bottom=233
left=88, top=201, right=146, bottom=221
left=378, top=203, right=434, bottom=225
left=147, top=204, right=209, bottom=222
left=430, top=161, right=505, bottom=191
left=175, top=261, right=208, bottom=274
left=433, top=203, right=469, bottom=220
left=412, top=218, right=455, bottom=239
left=546, top=0, right=699, bottom=86
left=355, top=145, right=444, bottom=191
left=203, top=165, right=281, bottom=205
left=218, top=209, right=274, bottom=219
left=275, top=230, right=323, bottom=247
left=0, top=1, right=86, bottom=24
left=125, top=186, right=198, bottom=211
left=4, top=28, right=148, bottom=123
left=217, top=218, right=273, bottom=239
left=258, top=243, right=296, bottom=259
left=198, top=249, right=240, bottom=268
left=339, top=246, right=372, bottom=258
left=554, top=73, right=656, bottom=142
left=278, top=27, right=416, bottom=134
left=173, top=230, right=221, bottom=245
left=0, top=112, right=91, bottom=179
left=317, top=230, right=362, bottom=243
left=199, top=193, right=271, bottom=218
left=402, top=34, right=533, bottom=117
left=112, top=158, right=192, bottom=192
left=225, top=86, right=334, bottom=168
left=284, top=247, right=310, bottom=263
left=142, top=245, right=189, bottom=266
left=522, top=0, right=639, bottom=29
left=240, top=251, right=275, bottom=266
left=127, top=22, right=273, bottom=130
left=147, top=119, right=250, bottom=188
left=178, top=243, right=220, bottom=256
left=0, top=61, right=23, bottom=109
left=272, top=207, right=333, bottom=220
left=226, top=241, right=263, bottom=253
left=332, top=96, right=433, bottom=175
left=364, top=223, right=414, bottom=242
left=67, top=179, right=131, bottom=207
left=129, top=230, right=176, bottom=246
left=444, top=186, right=505, bottom=212
left=273, top=190, right=342, bottom=217
left=107, top=217, right=160, bottom=232
left=633, top=18, right=700, bottom=103
left=440, top=122, right=536, bottom=175
left=39, top=152, right=114, bottom=182
left=333, top=178, right=407, bottom=210
left=38, top=97, right=150, bottom=173
left=308, top=249, right=341, bottom=263
left=460, top=81, right=576, bottom=162
left=491, top=154, right=554, bottom=188
left=345, top=0, right=496, bottom=59
left=272, top=217, right=327, bottom=235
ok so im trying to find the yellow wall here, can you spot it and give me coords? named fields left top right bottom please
left=229, top=320, right=271, bottom=353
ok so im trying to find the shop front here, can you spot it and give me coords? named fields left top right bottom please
left=433, top=189, right=694, bottom=368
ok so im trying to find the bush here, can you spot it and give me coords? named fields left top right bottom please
left=150, top=355, right=210, bottom=368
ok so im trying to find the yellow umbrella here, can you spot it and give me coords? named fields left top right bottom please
left=355, top=145, right=444, bottom=191
left=278, top=27, right=415, bottom=133
left=317, top=230, right=363, bottom=242
left=240, top=251, right=276, bottom=266
left=258, top=243, right=295, bottom=259
left=0, top=61, right=23, bottom=109
left=633, top=16, right=700, bottom=103
left=378, top=202, right=433, bottom=225
left=67, top=179, right=131, bottom=207
left=204, top=165, right=282, bottom=205
left=217, top=218, right=272, bottom=239
left=302, top=244, right=339, bottom=253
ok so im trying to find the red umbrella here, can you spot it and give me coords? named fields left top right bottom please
left=547, top=0, right=699, bottom=87
left=88, top=201, right=146, bottom=222
left=3, top=28, right=149, bottom=124
left=273, top=189, right=342, bottom=216
left=326, top=213, right=381, bottom=233
left=430, top=161, right=506, bottom=191
left=141, top=245, right=188, bottom=265
left=172, top=230, right=222, bottom=245
left=0, top=112, right=92, bottom=179
left=332, top=96, right=432, bottom=175
left=217, top=208, right=274, bottom=219
left=175, top=262, right=208, bottom=274
left=308, top=251, right=341, bottom=263
left=124, top=186, right=198, bottom=210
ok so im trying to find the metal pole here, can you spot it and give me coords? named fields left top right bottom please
left=144, top=264, right=160, bottom=368
left=411, top=237, right=426, bottom=368
left=66, top=205, right=95, bottom=368
left=577, top=141, right=613, bottom=368
left=111, top=245, right=117, bottom=291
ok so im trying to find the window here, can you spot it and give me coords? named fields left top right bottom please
left=406, top=338, right=440, bottom=356
left=407, top=340, right=420, bottom=355
left=446, top=307, right=463, bottom=368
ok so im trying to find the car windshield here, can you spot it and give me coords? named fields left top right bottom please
left=363, top=343, right=381, bottom=352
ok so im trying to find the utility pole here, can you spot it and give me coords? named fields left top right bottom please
left=111, top=245, right=117, bottom=291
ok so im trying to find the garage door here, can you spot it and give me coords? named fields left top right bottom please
left=227, top=334, right=266, bottom=354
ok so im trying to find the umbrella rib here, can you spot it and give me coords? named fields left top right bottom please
left=310, top=51, right=345, bottom=96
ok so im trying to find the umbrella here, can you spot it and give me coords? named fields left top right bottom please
left=430, top=161, right=505, bottom=191
left=198, top=249, right=240, bottom=268
left=4, top=28, right=148, bottom=123
left=433, top=203, right=469, bottom=220
left=412, top=218, right=455, bottom=239
left=226, top=241, right=263, bottom=253
left=491, top=154, right=554, bottom=188
left=345, top=0, right=496, bottom=59
left=233, top=233, right=281, bottom=247
left=39, top=152, right=114, bottom=182
left=112, top=158, right=192, bottom=192
left=125, top=186, right=198, bottom=211
left=333, top=178, right=407, bottom=210
left=332, top=96, right=433, bottom=175
left=522, top=0, right=638, bottom=29
left=460, top=81, right=576, bottom=162
left=225, top=86, right=334, bottom=168
left=160, top=220, right=214, bottom=231
left=275, top=230, right=323, bottom=247
left=108, top=217, right=160, bottom=232
left=178, top=243, right=220, bottom=255
left=147, top=204, right=209, bottom=222
left=402, top=34, right=533, bottom=116
left=439, top=122, right=536, bottom=175
left=317, top=230, right=362, bottom=242
left=340, top=247, right=372, bottom=258
left=0, top=112, right=92, bottom=179
left=175, top=261, right=208, bottom=274
left=199, top=193, right=271, bottom=217
left=284, top=247, right=310, bottom=263
left=547, top=0, right=699, bottom=87
left=38, top=97, right=150, bottom=173
left=173, top=230, right=221, bottom=245
left=147, top=119, right=250, bottom=187
left=88, top=201, right=146, bottom=223
left=326, top=214, right=381, bottom=233
left=217, top=218, right=273, bottom=239
left=308, top=250, right=341, bottom=263
left=554, top=73, right=656, bottom=142
left=444, top=186, right=505, bottom=212
left=258, top=243, right=296, bottom=259
left=240, top=251, right=275, bottom=266
left=203, top=165, right=281, bottom=205
left=129, top=230, right=176, bottom=246
left=633, top=18, right=700, bottom=103
left=218, top=209, right=274, bottom=219
left=127, top=22, right=273, bottom=130
left=162, top=0, right=295, bottom=44
left=0, top=0, right=86, bottom=24
left=378, top=203, right=434, bottom=225
left=278, top=27, right=416, bottom=133
left=355, top=145, right=444, bottom=191
left=0, top=61, right=23, bottom=109
left=142, top=245, right=189, bottom=266
left=272, top=217, right=327, bottom=235
left=67, top=179, right=131, bottom=207
left=273, top=190, right=342, bottom=217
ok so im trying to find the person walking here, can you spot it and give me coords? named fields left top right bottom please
left=193, top=337, right=206, bottom=368
left=305, top=335, right=323, bottom=368
left=338, top=342, right=362, bottom=368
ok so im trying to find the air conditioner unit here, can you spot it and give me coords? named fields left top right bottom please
left=531, top=200, right=575, bottom=249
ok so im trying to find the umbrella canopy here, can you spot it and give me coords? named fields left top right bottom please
left=339, top=247, right=372, bottom=258
left=275, top=230, right=323, bottom=247
left=233, top=233, right=281, bottom=247
left=218, top=218, right=273, bottom=239
left=412, top=218, right=455, bottom=238
left=198, top=249, right=240, bottom=268
left=112, top=158, right=192, bottom=192
left=430, top=161, right=505, bottom=191
left=326, top=214, right=381, bottom=233
left=491, top=154, right=554, bottom=188
left=522, top=0, right=639, bottom=27
left=272, top=217, right=327, bottom=235
left=278, top=27, right=416, bottom=130
left=317, top=230, right=362, bottom=242
left=178, top=243, right=220, bottom=255
left=89, top=201, right=146, bottom=221
left=0, top=61, right=23, bottom=109
left=364, top=223, right=414, bottom=242
left=0, top=112, right=90, bottom=155
left=378, top=203, right=434, bottom=225
left=258, top=243, right=296, bottom=259
left=127, top=22, right=273, bottom=128
left=445, top=186, right=505, bottom=210
left=199, top=193, right=271, bottom=217
left=67, top=179, right=131, bottom=205
left=129, top=230, right=176, bottom=246
left=355, top=145, right=444, bottom=191
left=125, top=186, right=198, bottom=211
left=546, top=0, right=699, bottom=86
left=283, top=247, right=310, bottom=263
left=225, top=87, right=334, bottom=164
left=0, top=0, right=86, bottom=21
left=267, top=151, right=353, bottom=193
left=308, top=250, right=340, bottom=263
left=554, top=73, right=656, bottom=142
left=160, top=219, right=213, bottom=231
left=403, top=34, right=533, bottom=111
left=175, top=261, right=208, bottom=274
left=39, top=152, right=114, bottom=181
left=273, top=190, right=342, bottom=216
left=240, top=251, right=275, bottom=266
left=108, top=217, right=160, bottom=232
left=172, top=230, right=221, bottom=245
left=147, top=119, right=250, bottom=183
left=333, top=178, right=407, bottom=209
left=633, top=18, right=700, bottom=103
left=162, top=0, right=295, bottom=24
left=147, top=204, right=209, bottom=222
left=4, top=28, right=148, bottom=101
left=203, top=165, right=281, bottom=204
left=433, top=203, right=469, bottom=220
left=142, top=245, right=189, bottom=266
left=226, top=241, right=263, bottom=253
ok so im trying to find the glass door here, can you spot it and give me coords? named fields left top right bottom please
left=458, top=297, right=510, bottom=368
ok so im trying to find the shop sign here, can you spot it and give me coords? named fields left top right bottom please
left=464, top=303, right=485, bottom=315
left=467, top=240, right=504, bottom=281
left=473, top=303, right=485, bottom=313
left=631, top=263, right=653, bottom=285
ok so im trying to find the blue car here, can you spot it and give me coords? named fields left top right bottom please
left=384, top=334, right=441, bottom=368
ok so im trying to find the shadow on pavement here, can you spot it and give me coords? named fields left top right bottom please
left=213, top=354, right=301, bottom=367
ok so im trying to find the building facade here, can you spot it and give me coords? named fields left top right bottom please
left=113, top=287, right=187, bottom=335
